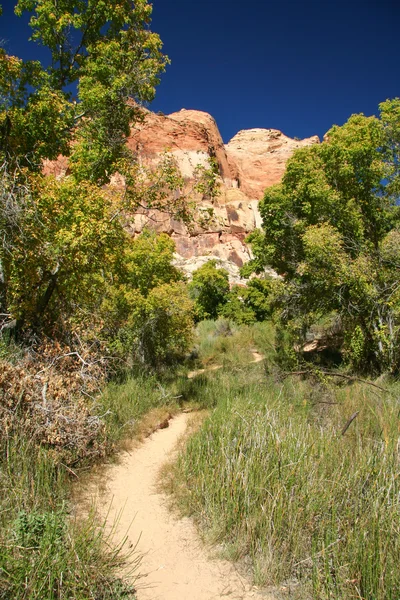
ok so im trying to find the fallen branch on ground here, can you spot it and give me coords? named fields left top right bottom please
left=284, top=370, right=389, bottom=393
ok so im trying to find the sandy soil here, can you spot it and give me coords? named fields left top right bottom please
left=187, top=351, right=264, bottom=379
left=92, top=413, right=275, bottom=600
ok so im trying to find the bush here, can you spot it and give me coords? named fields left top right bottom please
left=188, top=260, right=230, bottom=320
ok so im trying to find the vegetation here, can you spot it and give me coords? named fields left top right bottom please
left=188, top=260, right=230, bottom=320
left=220, top=278, right=275, bottom=324
left=0, top=0, right=201, bottom=352
left=1, top=3, right=400, bottom=597
left=100, top=230, right=194, bottom=367
left=0, top=429, right=137, bottom=599
left=168, top=320, right=400, bottom=600
left=245, top=99, right=400, bottom=373
left=0, top=2, right=193, bottom=598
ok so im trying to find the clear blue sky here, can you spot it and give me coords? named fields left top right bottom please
left=150, top=0, right=400, bottom=141
left=1, top=0, right=399, bottom=142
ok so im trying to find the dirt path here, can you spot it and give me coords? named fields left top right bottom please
left=187, top=351, right=264, bottom=379
left=92, top=413, right=275, bottom=600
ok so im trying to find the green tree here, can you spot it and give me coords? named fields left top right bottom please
left=188, top=260, right=230, bottom=321
left=0, top=1, right=169, bottom=335
left=0, top=174, right=124, bottom=333
left=2, top=0, right=169, bottom=179
left=220, top=278, right=275, bottom=325
left=100, top=231, right=194, bottom=367
left=249, top=99, right=400, bottom=372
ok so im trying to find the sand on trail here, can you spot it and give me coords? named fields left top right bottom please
left=187, top=351, right=264, bottom=379
left=93, top=413, right=275, bottom=600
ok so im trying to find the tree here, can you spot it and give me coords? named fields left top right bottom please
left=0, top=1, right=169, bottom=335
left=188, top=260, right=230, bottom=321
left=249, top=99, right=400, bottom=372
left=100, top=231, right=194, bottom=367
left=2, top=0, right=168, bottom=179
left=220, top=278, right=275, bottom=325
left=0, top=173, right=124, bottom=333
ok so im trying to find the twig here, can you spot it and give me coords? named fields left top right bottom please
left=294, top=538, right=342, bottom=567
left=41, top=382, right=48, bottom=407
left=341, top=411, right=360, bottom=436
left=284, top=369, right=389, bottom=393
left=60, top=463, right=79, bottom=478
left=35, top=351, right=90, bottom=376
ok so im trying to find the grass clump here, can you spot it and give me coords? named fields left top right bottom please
left=0, top=429, right=136, bottom=599
left=100, top=371, right=185, bottom=445
left=193, top=319, right=275, bottom=367
left=169, top=322, right=400, bottom=599
left=0, top=344, right=179, bottom=599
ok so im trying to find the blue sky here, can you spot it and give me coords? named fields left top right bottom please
left=150, top=0, right=400, bottom=141
left=1, top=0, right=399, bottom=142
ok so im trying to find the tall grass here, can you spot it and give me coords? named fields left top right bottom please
left=169, top=321, right=400, bottom=599
left=0, top=357, right=200, bottom=599
left=100, top=372, right=182, bottom=445
left=0, top=429, right=136, bottom=599
left=194, top=319, right=275, bottom=368
left=0, top=356, right=192, bottom=598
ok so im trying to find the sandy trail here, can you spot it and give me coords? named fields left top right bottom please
left=93, top=413, right=274, bottom=600
left=187, top=351, right=264, bottom=379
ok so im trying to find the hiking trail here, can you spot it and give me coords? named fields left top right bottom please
left=91, top=412, right=276, bottom=600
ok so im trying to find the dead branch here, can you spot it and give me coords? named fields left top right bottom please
left=35, top=351, right=90, bottom=377
left=341, top=411, right=360, bottom=436
left=284, top=370, right=389, bottom=393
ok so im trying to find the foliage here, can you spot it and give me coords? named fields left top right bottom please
left=0, top=1, right=199, bottom=367
left=0, top=1, right=173, bottom=335
left=192, top=156, right=221, bottom=202
left=100, top=230, right=194, bottom=367
left=220, top=278, right=275, bottom=324
left=0, top=340, right=109, bottom=465
left=4, top=0, right=169, bottom=180
left=0, top=430, right=137, bottom=599
left=249, top=99, right=400, bottom=372
left=188, top=260, right=230, bottom=321
left=1, top=172, right=125, bottom=333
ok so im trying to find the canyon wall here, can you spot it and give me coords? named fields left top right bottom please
left=45, top=107, right=319, bottom=281
left=126, top=108, right=318, bottom=280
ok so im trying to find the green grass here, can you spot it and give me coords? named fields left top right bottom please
left=193, top=319, right=275, bottom=366
left=167, top=321, right=400, bottom=599
left=100, top=371, right=183, bottom=445
left=0, top=355, right=204, bottom=599
left=0, top=429, right=137, bottom=599
left=0, top=362, right=190, bottom=599
left=4, top=318, right=399, bottom=599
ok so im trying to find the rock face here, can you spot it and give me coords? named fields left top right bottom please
left=126, top=108, right=318, bottom=280
left=225, top=128, right=319, bottom=199
left=44, top=108, right=319, bottom=280
left=128, top=109, right=233, bottom=184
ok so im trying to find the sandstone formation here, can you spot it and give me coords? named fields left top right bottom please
left=225, top=128, right=319, bottom=199
left=44, top=108, right=319, bottom=281
left=127, top=108, right=318, bottom=280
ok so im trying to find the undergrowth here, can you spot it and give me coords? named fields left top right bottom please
left=0, top=343, right=188, bottom=599
left=0, top=427, right=137, bottom=599
left=167, top=319, right=400, bottom=599
left=4, top=318, right=400, bottom=599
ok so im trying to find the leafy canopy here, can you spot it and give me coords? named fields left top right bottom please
left=100, top=230, right=193, bottom=366
left=1, top=0, right=169, bottom=180
left=0, top=1, right=197, bottom=368
left=188, top=260, right=230, bottom=321
left=249, top=99, right=400, bottom=372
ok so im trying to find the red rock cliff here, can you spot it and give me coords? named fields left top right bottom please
left=44, top=108, right=319, bottom=281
